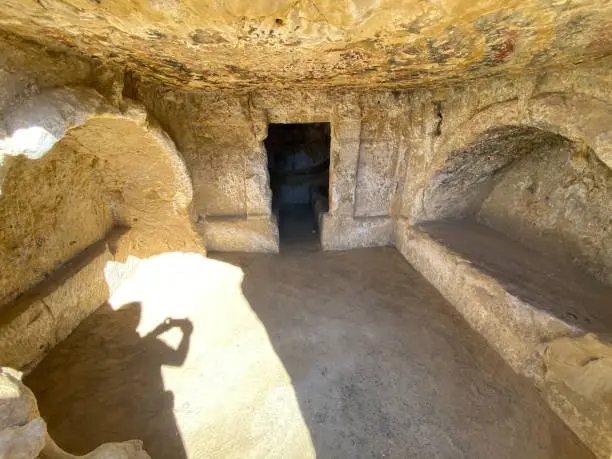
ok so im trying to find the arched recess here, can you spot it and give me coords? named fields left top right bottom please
left=421, top=94, right=612, bottom=285
left=406, top=92, right=612, bottom=458
left=432, top=92, right=612, bottom=171
left=0, top=87, right=202, bottom=307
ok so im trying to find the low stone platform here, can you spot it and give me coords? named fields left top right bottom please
left=396, top=219, right=612, bottom=459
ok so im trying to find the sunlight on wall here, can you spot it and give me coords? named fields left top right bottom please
left=103, top=252, right=316, bottom=458
left=0, top=126, right=57, bottom=161
left=0, top=126, right=58, bottom=197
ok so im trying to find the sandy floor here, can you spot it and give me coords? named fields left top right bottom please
left=25, top=236, right=594, bottom=458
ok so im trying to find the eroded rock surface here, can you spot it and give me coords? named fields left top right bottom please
left=396, top=221, right=612, bottom=459
left=0, top=1, right=611, bottom=89
left=0, top=87, right=202, bottom=371
left=0, top=367, right=151, bottom=459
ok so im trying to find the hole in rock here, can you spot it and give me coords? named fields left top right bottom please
left=264, top=123, right=330, bottom=246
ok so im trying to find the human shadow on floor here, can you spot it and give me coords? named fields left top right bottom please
left=24, top=302, right=192, bottom=459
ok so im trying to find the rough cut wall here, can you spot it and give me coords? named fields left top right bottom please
left=126, top=78, right=412, bottom=251
left=0, top=87, right=201, bottom=369
left=123, top=80, right=276, bottom=251
left=395, top=55, right=612, bottom=285
left=0, top=34, right=92, bottom=112
left=0, top=134, right=113, bottom=305
left=125, top=57, right=612, bottom=261
left=479, top=137, right=612, bottom=285
left=354, top=92, right=409, bottom=218
left=390, top=58, right=612, bottom=459
left=420, top=126, right=558, bottom=220
left=0, top=88, right=200, bottom=305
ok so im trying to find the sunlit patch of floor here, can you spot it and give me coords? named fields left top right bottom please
left=25, top=247, right=594, bottom=459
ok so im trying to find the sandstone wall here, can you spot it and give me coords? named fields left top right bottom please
left=0, top=88, right=200, bottom=304
left=124, top=56, right=612, bottom=263
left=126, top=78, right=412, bottom=251
left=392, top=58, right=612, bottom=458
left=396, top=56, right=612, bottom=285
left=0, top=33, right=92, bottom=112
left=479, top=137, right=612, bottom=286
left=0, top=134, right=113, bottom=305
left=0, top=87, right=201, bottom=369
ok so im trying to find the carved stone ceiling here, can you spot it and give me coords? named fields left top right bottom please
left=1, top=0, right=611, bottom=89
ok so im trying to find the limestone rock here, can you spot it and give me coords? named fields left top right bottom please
left=0, top=419, right=46, bottom=459
left=0, top=367, right=151, bottom=459
left=0, top=1, right=611, bottom=89
left=544, top=334, right=612, bottom=405
left=1, top=3, right=612, bottom=458
left=0, top=87, right=202, bottom=371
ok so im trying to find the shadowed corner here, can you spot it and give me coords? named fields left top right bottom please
left=25, top=300, right=192, bottom=459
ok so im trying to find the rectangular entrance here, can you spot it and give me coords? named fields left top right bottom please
left=265, top=123, right=331, bottom=246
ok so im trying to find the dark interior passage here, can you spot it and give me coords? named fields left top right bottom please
left=265, top=123, right=331, bottom=245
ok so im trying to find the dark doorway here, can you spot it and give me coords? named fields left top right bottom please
left=265, top=123, right=331, bottom=247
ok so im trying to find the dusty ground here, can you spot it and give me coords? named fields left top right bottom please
left=25, top=229, right=594, bottom=458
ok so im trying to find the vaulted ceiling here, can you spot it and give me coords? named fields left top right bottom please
left=1, top=0, right=611, bottom=89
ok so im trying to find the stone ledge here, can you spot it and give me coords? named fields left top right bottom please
left=320, top=214, right=393, bottom=251
left=395, top=219, right=612, bottom=459
left=0, top=228, right=127, bottom=371
left=198, top=215, right=279, bottom=252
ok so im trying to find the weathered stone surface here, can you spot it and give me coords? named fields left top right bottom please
left=0, top=87, right=201, bottom=306
left=354, top=93, right=409, bottom=217
left=0, top=241, right=111, bottom=370
left=385, top=60, right=612, bottom=458
left=0, top=367, right=151, bottom=458
left=320, top=215, right=393, bottom=251
left=545, top=334, right=612, bottom=405
left=202, top=216, right=279, bottom=252
left=395, top=220, right=612, bottom=459
left=101, top=57, right=612, bottom=260
left=125, top=81, right=408, bottom=250
left=1, top=5, right=612, bottom=458
left=0, top=33, right=92, bottom=112
left=0, top=1, right=611, bottom=90
left=479, top=136, right=612, bottom=286
left=543, top=333, right=612, bottom=459
left=0, top=419, right=47, bottom=459
left=0, top=87, right=202, bottom=371
left=395, top=61, right=612, bottom=288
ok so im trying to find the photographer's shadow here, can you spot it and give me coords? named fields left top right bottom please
left=25, top=302, right=193, bottom=459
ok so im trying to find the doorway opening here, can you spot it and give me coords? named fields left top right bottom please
left=265, top=123, right=331, bottom=247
